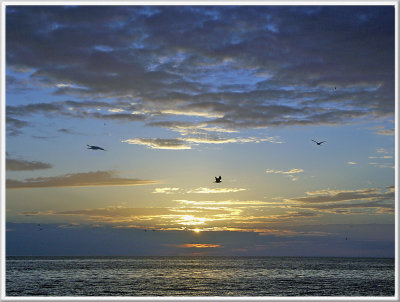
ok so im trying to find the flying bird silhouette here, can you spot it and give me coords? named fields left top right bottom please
left=312, top=140, right=326, bottom=145
left=87, top=144, right=106, bottom=151
left=215, top=176, right=222, bottom=183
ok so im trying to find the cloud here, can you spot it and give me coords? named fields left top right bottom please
left=291, top=201, right=394, bottom=214
left=6, top=100, right=147, bottom=134
left=54, top=207, right=171, bottom=218
left=287, top=187, right=394, bottom=204
left=266, top=168, right=304, bottom=175
left=347, top=161, right=357, bottom=165
left=19, top=208, right=172, bottom=219
left=287, top=186, right=394, bottom=214
left=367, top=148, right=394, bottom=168
left=19, top=201, right=319, bottom=231
left=266, top=168, right=304, bottom=181
left=187, top=187, right=247, bottom=194
left=368, top=162, right=395, bottom=169
left=6, top=158, right=52, bottom=171
left=6, top=116, right=29, bottom=136
left=6, top=6, right=394, bottom=136
left=160, top=109, right=224, bottom=119
left=164, top=243, right=222, bottom=248
left=153, top=187, right=180, bottom=194
left=121, top=138, right=191, bottom=150
left=175, top=200, right=278, bottom=206
left=20, top=205, right=239, bottom=227
left=256, top=229, right=327, bottom=237
left=57, top=128, right=80, bottom=135
left=183, top=136, right=281, bottom=145
left=147, top=121, right=239, bottom=135
left=375, top=128, right=395, bottom=136
left=7, top=171, right=156, bottom=189
left=122, top=135, right=281, bottom=150
left=376, top=148, right=389, bottom=154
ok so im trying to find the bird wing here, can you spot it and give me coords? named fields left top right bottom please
left=311, top=140, right=317, bottom=143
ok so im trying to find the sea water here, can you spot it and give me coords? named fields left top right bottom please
left=6, top=256, right=395, bottom=296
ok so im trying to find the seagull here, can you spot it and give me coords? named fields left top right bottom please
left=215, top=176, right=222, bottom=183
left=87, top=144, right=106, bottom=151
left=312, top=140, right=326, bottom=146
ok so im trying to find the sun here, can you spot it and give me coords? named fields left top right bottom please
left=193, top=229, right=201, bottom=233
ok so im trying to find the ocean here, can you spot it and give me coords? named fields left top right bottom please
left=6, top=256, right=395, bottom=297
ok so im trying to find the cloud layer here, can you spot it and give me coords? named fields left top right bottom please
left=266, top=168, right=304, bottom=181
left=187, top=187, right=247, bottom=194
left=6, top=6, right=394, bottom=137
left=7, top=171, right=156, bottom=189
left=6, top=158, right=52, bottom=171
left=287, top=186, right=394, bottom=214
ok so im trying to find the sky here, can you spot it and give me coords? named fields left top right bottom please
left=4, top=4, right=396, bottom=257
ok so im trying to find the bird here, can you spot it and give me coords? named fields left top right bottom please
left=87, top=144, right=106, bottom=151
left=215, top=176, right=222, bottom=183
left=311, top=140, right=326, bottom=146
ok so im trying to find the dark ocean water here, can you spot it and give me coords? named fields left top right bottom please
left=6, top=256, right=395, bottom=296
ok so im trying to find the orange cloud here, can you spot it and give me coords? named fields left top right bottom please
left=166, top=243, right=222, bottom=248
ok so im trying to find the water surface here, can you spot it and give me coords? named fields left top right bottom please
left=6, top=256, right=395, bottom=296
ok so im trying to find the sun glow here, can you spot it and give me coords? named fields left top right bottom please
left=193, top=228, right=201, bottom=233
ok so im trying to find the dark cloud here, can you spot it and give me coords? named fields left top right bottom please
left=287, top=187, right=394, bottom=214
left=292, top=201, right=394, bottom=212
left=6, top=222, right=394, bottom=257
left=6, top=158, right=52, bottom=171
left=7, top=102, right=63, bottom=116
left=6, top=5, right=394, bottom=134
left=288, top=187, right=394, bottom=204
left=55, top=207, right=172, bottom=218
left=6, top=116, right=30, bottom=136
left=57, top=128, right=78, bottom=135
left=7, top=170, right=157, bottom=189
left=6, top=100, right=148, bottom=134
